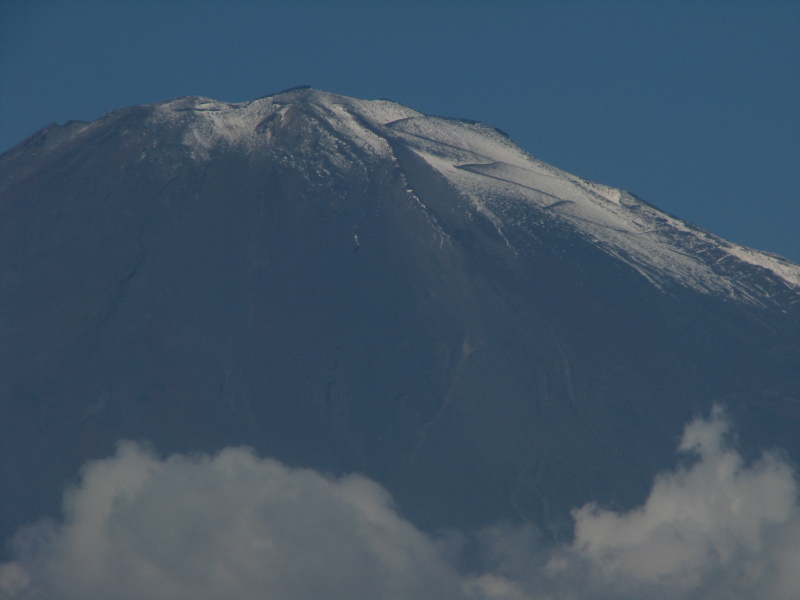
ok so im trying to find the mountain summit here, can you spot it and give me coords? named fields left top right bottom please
left=2, top=87, right=799, bottom=542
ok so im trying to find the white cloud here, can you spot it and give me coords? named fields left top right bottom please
left=2, top=406, right=799, bottom=600
left=566, top=406, right=800, bottom=598
left=481, top=406, right=800, bottom=600
left=0, top=442, right=468, bottom=600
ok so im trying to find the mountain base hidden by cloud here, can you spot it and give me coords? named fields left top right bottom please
left=2, top=406, right=798, bottom=600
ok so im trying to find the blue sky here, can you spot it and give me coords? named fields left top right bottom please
left=2, top=0, right=798, bottom=262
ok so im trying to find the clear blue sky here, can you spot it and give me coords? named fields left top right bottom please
left=2, top=0, right=798, bottom=262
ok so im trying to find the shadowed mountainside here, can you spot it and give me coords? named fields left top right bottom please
left=2, top=87, right=799, bottom=545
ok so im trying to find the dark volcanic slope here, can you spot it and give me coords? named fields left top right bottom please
left=1, top=87, right=799, bottom=542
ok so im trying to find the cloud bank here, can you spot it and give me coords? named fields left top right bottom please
left=0, top=443, right=466, bottom=600
left=477, top=406, right=800, bottom=600
left=2, top=407, right=799, bottom=600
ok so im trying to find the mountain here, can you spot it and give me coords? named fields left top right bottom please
left=1, top=86, right=799, bottom=545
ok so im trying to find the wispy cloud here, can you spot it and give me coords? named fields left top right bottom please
left=2, top=406, right=799, bottom=600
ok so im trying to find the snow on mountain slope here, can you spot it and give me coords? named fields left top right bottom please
left=99, top=87, right=800, bottom=306
left=146, top=88, right=421, bottom=162
left=380, top=112, right=800, bottom=305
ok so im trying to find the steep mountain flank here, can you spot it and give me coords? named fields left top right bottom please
left=1, top=87, right=798, bottom=543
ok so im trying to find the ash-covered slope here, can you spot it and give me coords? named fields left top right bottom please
left=1, top=86, right=799, bottom=543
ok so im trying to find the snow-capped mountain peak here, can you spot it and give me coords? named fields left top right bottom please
left=2, top=86, right=799, bottom=548
left=12, top=87, right=800, bottom=308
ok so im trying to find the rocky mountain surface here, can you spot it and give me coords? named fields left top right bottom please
left=2, top=86, right=799, bottom=545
